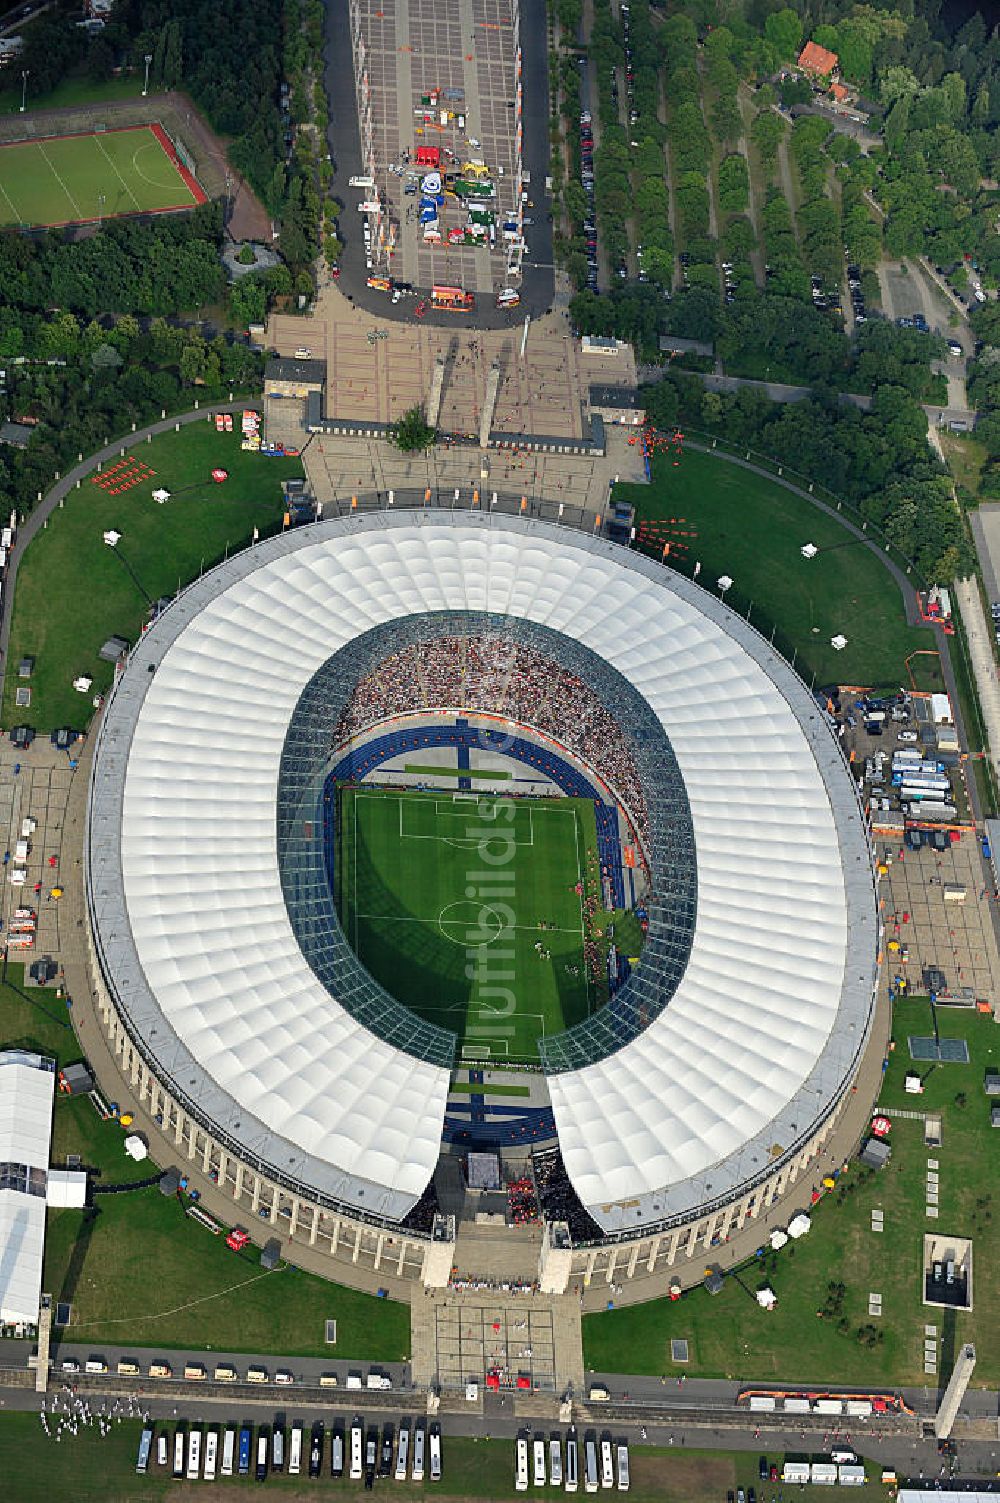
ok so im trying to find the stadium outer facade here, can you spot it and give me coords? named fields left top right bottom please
left=84, top=509, right=881, bottom=1297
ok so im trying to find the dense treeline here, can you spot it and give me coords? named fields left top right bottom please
left=641, top=366, right=971, bottom=584
left=0, top=209, right=263, bottom=518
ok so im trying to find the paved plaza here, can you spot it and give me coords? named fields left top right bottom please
left=269, top=292, right=637, bottom=442
left=0, top=739, right=77, bottom=971
left=410, top=1286, right=584, bottom=1394
left=879, top=830, right=1000, bottom=1004
left=351, top=0, right=521, bottom=293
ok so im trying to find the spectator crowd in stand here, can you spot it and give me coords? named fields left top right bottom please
left=532, top=1146, right=602, bottom=1242
left=334, top=632, right=648, bottom=840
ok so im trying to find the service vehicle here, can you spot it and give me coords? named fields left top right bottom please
left=600, top=1434, right=614, bottom=1489
left=186, top=1428, right=201, bottom=1481
left=238, top=1426, right=252, bottom=1477
left=135, top=1426, right=153, bottom=1475
left=117, top=1358, right=140, bottom=1376
left=566, top=1429, right=579, bottom=1492
left=183, top=1363, right=206, bottom=1381
left=173, top=1430, right=185, bottom=1478
left=221, top=1427, right=236, bottom=1477
left=395, top=1423, right=409, bottom=1480
left=309, top=1421, right=324, bottom=1478
left=379, top=1425, right=393, bottom=1476
left=549, top=1435, right=563, bottom=1486
left=617, top=1442, right=630, bottom=1492
left=156, top=1434, right=168, bottom=1469
left=350, top=1419, right=364, bottom=1480
left=429, top=1422, right=442, bottom=1482
left=288, top=1424, right=303, bottom=1476
left=331, top=1421, right=345, bottom=1478
left=515, top=1434, right=529, bottom=1491
left=365, top=1429, right=378, bottom=1488
left=256, top=1428, right=269, bottom=1482
left=533, top=1435, right=546, bottom=1486
left=412, top=1423, right=426, bottom=1482
left=272, top=1424, right=285, bottom=1472
left=203, top=1428, right=218, bottom=1482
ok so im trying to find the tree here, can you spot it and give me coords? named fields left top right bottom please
left=764, top=8, right=802, bottom=61
left=391, top=406, right=436, bottom=452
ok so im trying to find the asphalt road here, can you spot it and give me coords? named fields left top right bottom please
left=5, top=1376, right=1000, bottom=1484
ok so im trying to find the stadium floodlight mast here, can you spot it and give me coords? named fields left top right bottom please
left=142, top=54, right=153, bottom=98
left=19, top=70, right=28, bottom=113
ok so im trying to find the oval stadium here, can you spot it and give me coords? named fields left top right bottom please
left=84, top=509, right=881, bottom=1295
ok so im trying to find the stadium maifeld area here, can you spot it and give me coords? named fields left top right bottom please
left=0, top=123, right=205, bottom=229
left=86, top=510, right=880, bottom=1240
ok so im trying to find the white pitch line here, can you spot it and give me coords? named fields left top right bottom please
left=36, top=142, right=85, bottom=222
left=0, top=174, right=20, bottom=224
left=93, top=133, right=142, bottom=212
left=356, top=911, right=582, bottom=936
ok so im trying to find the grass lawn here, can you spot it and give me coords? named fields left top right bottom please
left=0, top=125, right=200, bottom=229
left=617, top=448, right=935, bottom=690
left=939, top=430, right=988, bottom=500
left=2, top=424, right=303, bottom=732
left=336, top=788, right=600, bottom=1062
left=41, top=1189, right=410, bottom=1361
left=0, top=74, right=159, bottom=117
left=0, top=1423, right=883, bottom=1503
left=584, top=997, right=1000, bottom=1386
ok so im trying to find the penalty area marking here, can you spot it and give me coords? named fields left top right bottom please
left=131, top=133, right=195, bottom=195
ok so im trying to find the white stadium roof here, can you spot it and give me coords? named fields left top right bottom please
left=87, top=512, right=878, bottom=1231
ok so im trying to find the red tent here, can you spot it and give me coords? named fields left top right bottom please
left=415, top=146, right=440, bottom=168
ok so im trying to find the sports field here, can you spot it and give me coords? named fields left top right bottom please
left=336, top=787, right=598, bottom=1062
left=0, top=124, right=205, bottom=228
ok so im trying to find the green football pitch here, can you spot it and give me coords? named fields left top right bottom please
left=336, top=787, right=599, bottom=1062
left=0, top=124, right=204, bottom=228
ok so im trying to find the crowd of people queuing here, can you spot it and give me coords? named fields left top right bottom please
left=334, top=632, right=647, bottom=840
left=507, top=1175, right=539, bottom=1226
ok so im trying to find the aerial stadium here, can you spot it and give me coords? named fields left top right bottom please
left=84, top=509, right=881, bottom=1293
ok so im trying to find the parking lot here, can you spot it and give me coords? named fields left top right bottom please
left=832, top=687, right=1000, bottom=1005
left=350, top=0, right=522, bottom=295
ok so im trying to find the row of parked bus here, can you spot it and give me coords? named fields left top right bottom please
left=515, top=1429, right=629, bottom=1493
left=136, top=1417, right=443, bottom=1484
